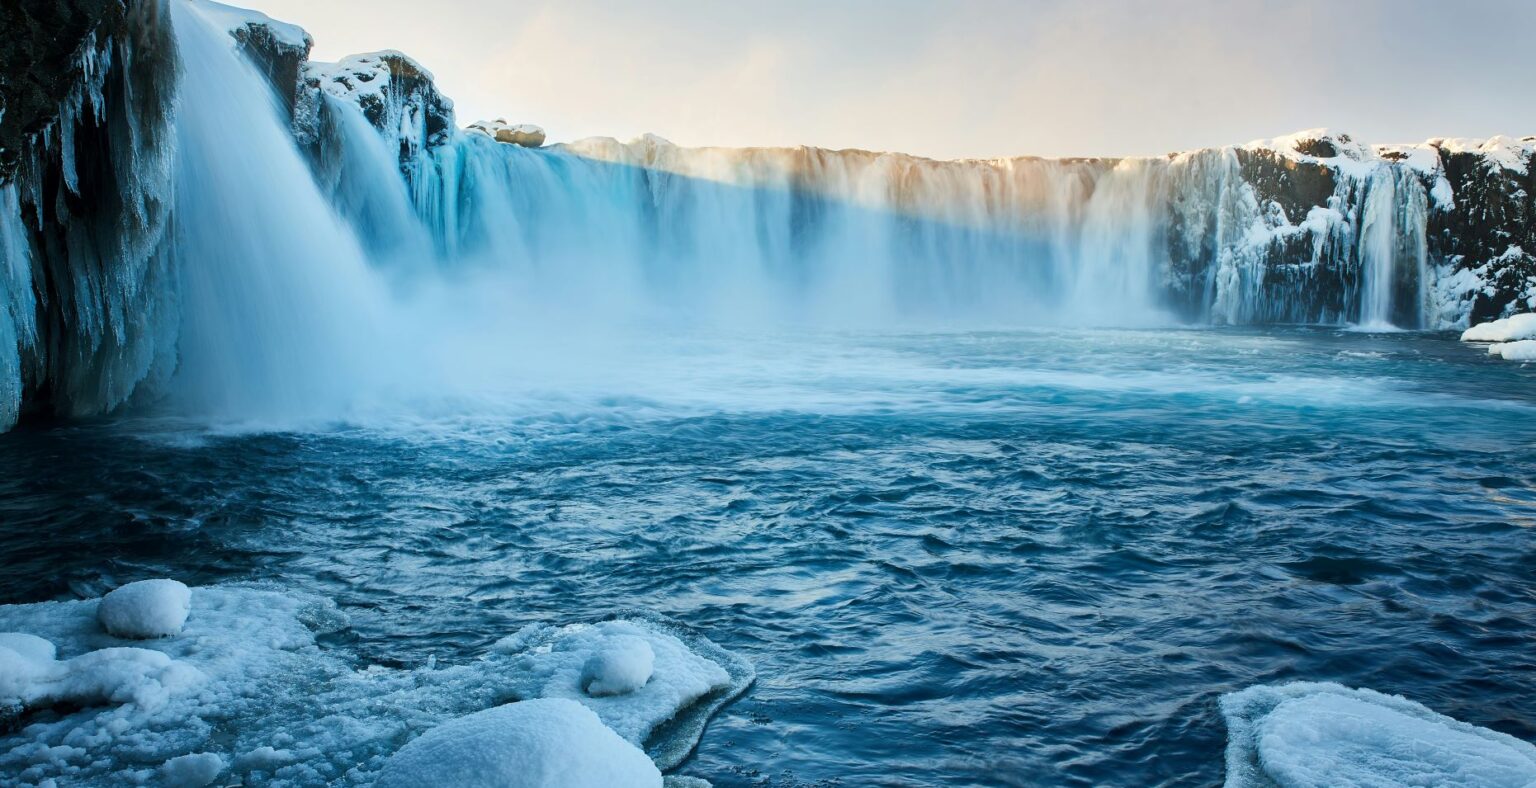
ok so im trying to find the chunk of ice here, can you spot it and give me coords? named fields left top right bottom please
left=1220, top=682, right=1536, bottom=788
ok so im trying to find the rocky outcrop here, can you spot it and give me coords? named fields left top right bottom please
left=467, top=119, right=546, bottom=148
left=300, top=51, right=455, bottom=165
left=0, top=0, right=180, bottom=428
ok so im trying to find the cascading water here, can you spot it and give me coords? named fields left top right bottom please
left=166, top=1, right=391, bottom=423
left=0, top=1, right=1464, bottom=431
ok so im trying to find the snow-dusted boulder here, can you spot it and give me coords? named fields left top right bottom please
left=468, top=119, right=547, bottom=148
left=1221, top=682, right=1536, bottom=787
left=97, top=579, right=192, bottom=639
left=373, top=698, right=662, bottom=788
left=581, top=634, right=654, bottom=697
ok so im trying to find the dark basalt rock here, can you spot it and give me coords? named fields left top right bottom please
left=224, top=13, right=312, bottom=121
left=0, top=0, right=124, bottom=182
left=0, top=0, right=180, bottom=425
left=1429, top=143, right=1536, bottom=324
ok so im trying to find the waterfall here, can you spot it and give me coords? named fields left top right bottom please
left=1357, top=166, right=1431, bottom=329
left=166, top=1, right=391, bottom=422
left=0, top=3, right=1465, bottom=431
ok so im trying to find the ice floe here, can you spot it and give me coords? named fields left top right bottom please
left=1221, top=682, right=1536, bottom=788
left=0, top=585, right=750, bottom=786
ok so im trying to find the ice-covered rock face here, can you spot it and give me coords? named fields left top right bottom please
left=374, top=698, right=663, bottom=788
left=97, top=578, right=192, bottom=639
left=301, top=50, right=455, bottom=164
left=1220, top=682, right=1536, bottom=788
left=581, top=634, right=655, bottom=697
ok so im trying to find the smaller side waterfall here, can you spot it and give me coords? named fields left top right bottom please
left=1357, top=166, right=1431, bottom=329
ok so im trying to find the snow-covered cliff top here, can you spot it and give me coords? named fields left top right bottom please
left=193, top=0, right=311, bottom=53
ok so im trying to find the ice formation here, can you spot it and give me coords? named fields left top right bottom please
left=96, top=579, right=192, bottom=639
left=373, top=698, right=662, bottom=788
left=0, top=586, right=749, bottom=787
left=1221, top=682, right=1536, bottom=788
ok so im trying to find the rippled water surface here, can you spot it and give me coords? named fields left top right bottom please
left=3, top=327, right=1535, bottom=786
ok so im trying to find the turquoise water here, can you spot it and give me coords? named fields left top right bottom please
left=2, top=327, right=1534, bottom=786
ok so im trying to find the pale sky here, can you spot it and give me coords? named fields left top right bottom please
left=246, top=0, right=1536, bottom=160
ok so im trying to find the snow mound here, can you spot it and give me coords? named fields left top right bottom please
left=582, top=635, right=655, bottom=697
left=492, top=615, right=754, bottom=770
left=1220, top=682, right=1536, bottom=788
left=0, top=589, right=750, bottom=786
left=1489, top=340, right=1536, bottom=361
left=0, top=632, right=56, bottom=663
left=1462, top=312, right=1536, bottom=343
left=97, top=578, right=192, bottom=638
left=374, top=698, right=661, bottom=788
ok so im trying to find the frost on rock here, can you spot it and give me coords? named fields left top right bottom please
left=1220, top=682, right=1536, bottom=788
left=97, top=578, right=192, bottom=639
left=302, top=51, right=455, bottom=166
left=374, top=698, right=662, bottom=788
left=491, top=616, right=753, bottom=769
left=0, top=590, right=751, bottom=786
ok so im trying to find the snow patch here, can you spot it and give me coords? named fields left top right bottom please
left=1433, top=135, right=1536, bottom=175
left=374, top=698, right=662, bottom=788
left=1221, top=682, right=1536, bottom=788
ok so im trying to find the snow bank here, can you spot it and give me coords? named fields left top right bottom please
left=0, top=588, right=749, bottom=786
left=375, top=698, right=662, bottom=788
left=1462, top=311, right=1536, bottom=342
left=1220, top=682, right=1536, bottom=787
left=1489, top=340, right=1536, bottom=361
left=97, top=578, right=191, bottom=638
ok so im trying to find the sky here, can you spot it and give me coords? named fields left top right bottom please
left=245, top=0, right=1536, bottom=161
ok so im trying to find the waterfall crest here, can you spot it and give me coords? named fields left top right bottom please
left=4, top=1, right=1532, bottom=430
